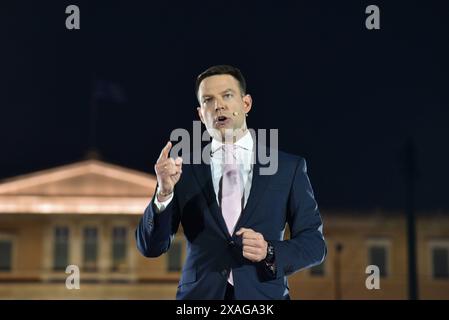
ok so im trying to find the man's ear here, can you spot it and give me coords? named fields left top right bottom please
left=242, top=94, right=252, bottom=114
left=197, top=107, right=205, bottom=124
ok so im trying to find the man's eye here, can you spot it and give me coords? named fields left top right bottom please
left=203, top=98, right=211, bottom=104
left=223, top=93, right=233, bottom=99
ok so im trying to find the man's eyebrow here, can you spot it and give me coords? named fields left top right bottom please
left=200, top=89, right=234, bottom=99
left=219, top=88, right=235, bottom=94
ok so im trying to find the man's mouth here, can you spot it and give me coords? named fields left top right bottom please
left=214, top=115, right=231, bottom=126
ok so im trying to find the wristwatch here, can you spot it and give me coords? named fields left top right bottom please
left=265, top=241, right=275, bottom=264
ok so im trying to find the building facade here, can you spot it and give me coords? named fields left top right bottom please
left=0, top=160, right=448, bottom=299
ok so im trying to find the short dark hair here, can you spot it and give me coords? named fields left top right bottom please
left=195, top=65, right=247, bottom=98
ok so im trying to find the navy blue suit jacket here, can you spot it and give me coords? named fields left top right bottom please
left=136, top=149, right=326, bottom=300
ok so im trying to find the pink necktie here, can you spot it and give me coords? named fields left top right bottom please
left=221, top=144, right=242, bottom=285
left=221, top=144, right=242, bottom=235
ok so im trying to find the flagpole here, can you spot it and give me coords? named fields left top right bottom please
left=88, top=76, right=100, bottom=159
left=404, top=137, right=418, bottom=300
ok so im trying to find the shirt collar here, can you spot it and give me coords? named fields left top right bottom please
left=211, top=130, right=253, bottom=155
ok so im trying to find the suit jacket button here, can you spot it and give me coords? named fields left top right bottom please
left=228, top=240, right=235, bottom=247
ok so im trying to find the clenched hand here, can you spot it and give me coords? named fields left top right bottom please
left=236, top=227, right=268, bottom=262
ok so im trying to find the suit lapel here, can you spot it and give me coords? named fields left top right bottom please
left=235, top=159, right=273, bottom=232
left=191, top=160, right=230, bottom=240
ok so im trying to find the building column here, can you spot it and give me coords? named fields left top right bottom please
left=98, top=220, right=110, bottom=280
left=41, top=224, right=53, bottom=281
left=71, top=222, right=82, bottom=269
left=128, top=222, right=137, bottom=282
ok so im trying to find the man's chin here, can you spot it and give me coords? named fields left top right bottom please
left=207, top=126, right=246, bottom=143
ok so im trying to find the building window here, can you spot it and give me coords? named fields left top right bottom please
left=0, top=240, right=13, bottom=271
left=53, top=227, right=69, bottom=271
left=367, top=240, right=389, bottom=278
left=83, top=227, right=98, bottom=272
left=431, top=244, right=449, bottom=279
left=310, top=262, right=325, bottom=276
left=112, top=226, right=128, bottom=272
left=167, top=241, right=182, bottom=272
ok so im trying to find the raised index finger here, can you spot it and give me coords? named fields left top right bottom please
left=158, top=141, right=172, bottom=161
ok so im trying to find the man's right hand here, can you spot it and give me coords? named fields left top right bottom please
left=154, top=141, right=183, bottom=202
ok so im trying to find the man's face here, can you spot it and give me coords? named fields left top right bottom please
left=197, top=74, right=252, bottom=142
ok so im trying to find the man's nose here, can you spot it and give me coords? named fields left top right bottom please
left=214, top=99, right=226, bottom=111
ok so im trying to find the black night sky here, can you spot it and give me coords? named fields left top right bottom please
left=2, top=1, right=448, bottom=211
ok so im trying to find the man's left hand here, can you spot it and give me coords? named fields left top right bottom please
left=236, top=228, right=268, bottom=262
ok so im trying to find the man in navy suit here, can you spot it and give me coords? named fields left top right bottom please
left=136, top=65, right=326, bottom=300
